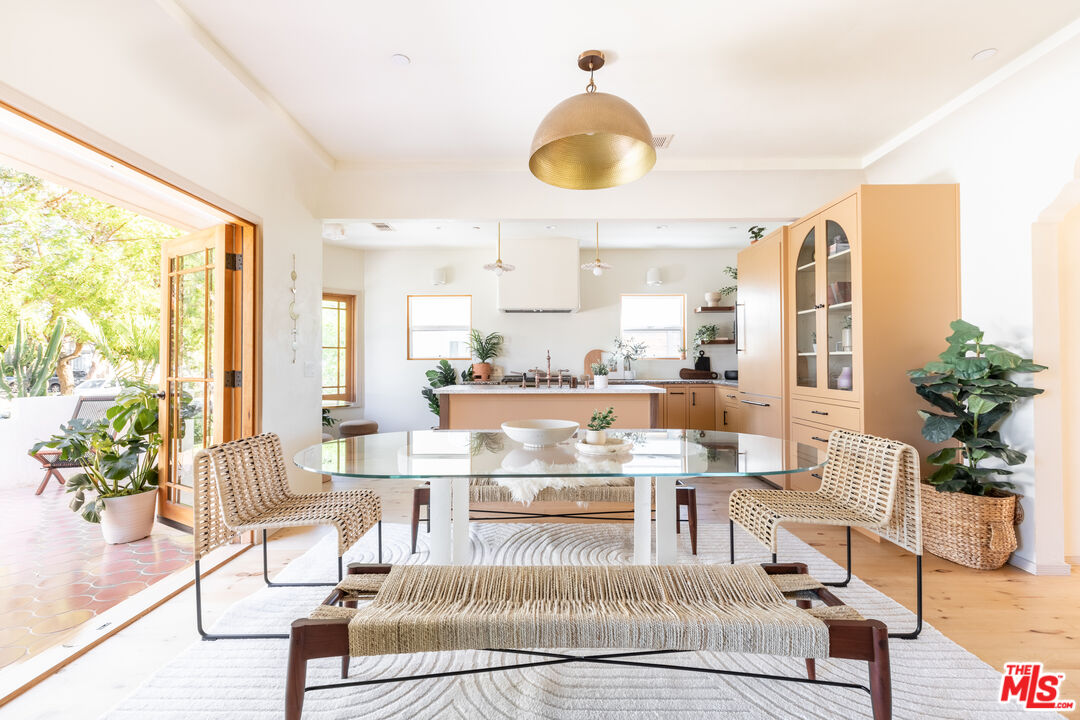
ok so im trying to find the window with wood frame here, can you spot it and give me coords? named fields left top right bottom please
left=407, top=294, right=471, bottom=360
left=321, top=293, right=355, bottom=401
left=620, top=294, right=686, bottom=359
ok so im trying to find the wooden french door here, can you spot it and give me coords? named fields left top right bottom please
left=157, top=223, right=255, bottom=529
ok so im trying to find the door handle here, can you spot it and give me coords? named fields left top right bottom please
left=154, top=391, right=167, bottom=400
left=741, top=400, right=770, bottom=407
left=811, top=435, right=829, bottom=443
left=810, top=409, right=829, bottom=416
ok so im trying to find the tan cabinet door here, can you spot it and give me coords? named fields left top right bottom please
left=788, top=421, right=831, bottom=491
left=737, top=230, right=784, bottom=397
left=664, top=386, right=688, bottom=429
left=738, top=393, right=783, bottom=438
left=687, top=385, right=715, bottom=430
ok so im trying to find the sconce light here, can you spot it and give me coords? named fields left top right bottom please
left=646, top=267, right=662, bottom=286
left=432, top=268, right=448, bottom=286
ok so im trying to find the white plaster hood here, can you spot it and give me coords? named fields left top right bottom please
left=496, top=236, right=580, bottom=313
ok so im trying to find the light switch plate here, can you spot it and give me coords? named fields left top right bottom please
left=303, top=360, right=317, bottom=378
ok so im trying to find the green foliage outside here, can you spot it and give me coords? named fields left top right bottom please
left=422, top=359, right=457, bottom=416
left=0, top=165, right=181, bottom=393
left=909, top=319, right=1045, bottom=495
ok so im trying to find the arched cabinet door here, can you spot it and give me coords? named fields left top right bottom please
left=789, top=217, right=819, bottom=391
left=821, top=195, right=858, bottom=397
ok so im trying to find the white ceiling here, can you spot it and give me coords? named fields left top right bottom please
left=323, top=220, right=786, bottom=250
left=175, top=0, right=1080, bottom=168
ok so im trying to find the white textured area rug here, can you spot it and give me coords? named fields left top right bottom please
left=103, top=522, right=1048, bottom=720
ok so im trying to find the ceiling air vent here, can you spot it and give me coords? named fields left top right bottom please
left=651, top=134, right=674, bottom=149
left=371, top=222, right=395, bottom=232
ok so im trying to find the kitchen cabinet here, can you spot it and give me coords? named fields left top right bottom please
left=717, top=387, right=740, bottom=432
left=738, top=393, right=782, bottom=437
left=687, top=385, right=715, bottom=430
left=784, top=184, right=960, bottom=491
left=663, top=386, right=688, bottom=428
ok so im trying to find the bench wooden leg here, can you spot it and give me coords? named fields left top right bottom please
left=287, top=619, right=351, bottom=720
left=868, top=623, right=892, bottom=720
left=796, top=598, right=816, bottom=680
left=686, top=487, right=698, bottom=555
left=411, top=486, right=429, bottom=554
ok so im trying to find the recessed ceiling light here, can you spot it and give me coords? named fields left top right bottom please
left=729, top=225, right=738, bottom=230
left=434, top=225, right=442, bottom=230
left=971, top=48, right=998, bottom=62
left=545, top=225, right=556, bottom=230
left=656, top=224, right=668, bottom=230
left=472, top=225, right=481, bottom=230
left=390, top=53, right=411, bottom=66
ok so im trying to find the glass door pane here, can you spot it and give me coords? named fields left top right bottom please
left=825, top=219, right=854, bottom=392
left=794, top=227, right=817, bottom=388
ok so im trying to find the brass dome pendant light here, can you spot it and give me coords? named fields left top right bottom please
left=483, top=222, right=515, bottom=276
left=581, top=222, right=612, bottom=276
left=529, top=50, right=656, bottom=190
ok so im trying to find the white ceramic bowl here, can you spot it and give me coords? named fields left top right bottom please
left=501, top=419, right=579, bottom=448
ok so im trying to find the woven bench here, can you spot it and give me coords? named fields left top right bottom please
left=286, top=562, right=891, bottom=719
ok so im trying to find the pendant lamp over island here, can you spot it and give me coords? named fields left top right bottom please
left=581, top=222, right=612, bottom=277
left=483, top=222, right=515, bottom=276
left=529, top=50, right=656, bottom=190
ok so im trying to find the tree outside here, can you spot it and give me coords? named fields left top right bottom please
left=0, top=165, right=181, bottom=395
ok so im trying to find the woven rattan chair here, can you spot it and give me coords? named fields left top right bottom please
left=286, top=562, right=893, bottom=720
left=411, top=479, right=699, bottom=554
left=729, top=428, right=923, bottom=639
left=192, top=432, right=382, bottom=641
left=31, top=395, right=115, bottom=494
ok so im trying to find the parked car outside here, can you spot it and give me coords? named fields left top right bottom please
left=73, top=377, right=123, bottom=396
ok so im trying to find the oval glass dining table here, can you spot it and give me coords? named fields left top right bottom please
left=294, top=429, right=824, bottom=565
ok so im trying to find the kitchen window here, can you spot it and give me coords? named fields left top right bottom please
left=620, top=294, right=686, bottom=359
left=322, top=293, right=356, bottom=401
left=407, top=294, right=471, bottom=360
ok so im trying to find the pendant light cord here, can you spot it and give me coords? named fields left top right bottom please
left=585, top=62, right=597, bottom=94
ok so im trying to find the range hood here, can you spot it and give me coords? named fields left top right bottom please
left=497, top=236, right=580, bottom=313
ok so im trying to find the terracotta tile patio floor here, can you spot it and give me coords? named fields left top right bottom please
left=0, top=484, right=193, bottom=670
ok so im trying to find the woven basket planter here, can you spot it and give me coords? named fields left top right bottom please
left=920, top=483, right=1022, bottom=570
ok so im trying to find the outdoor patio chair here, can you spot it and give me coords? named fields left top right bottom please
left=31, top=394, right=116, bottom=495
left=192, top=432, right=383, bottom=641
left=287, top=562, right=893, bottom=720
left=411, top=479, right=699, bottom=554
left=729, top=428, right=923, bottom=639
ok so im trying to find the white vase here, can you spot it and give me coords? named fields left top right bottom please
left=100, top=489, right=158, bottom=544
left=841, top=328, right=852, bottom=351
left=704, top=291, right=723, bottom=307
left=585, top=429, right=608, bottom=446
left=594, top=375, right=609, bottom=389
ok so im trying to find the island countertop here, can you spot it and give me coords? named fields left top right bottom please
left=433, top=384, right=664, bottom=395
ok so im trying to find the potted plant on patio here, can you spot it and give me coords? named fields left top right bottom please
left=468, top=329, right=504, bottom=382
left=908, top=319, right=1045, bottom=569
left=30, top=380, right=170, bottom=544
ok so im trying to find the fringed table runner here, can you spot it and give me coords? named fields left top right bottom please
left=317, top=564, right=832, bottom=659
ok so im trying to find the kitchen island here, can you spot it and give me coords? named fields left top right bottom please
left=433, top=384, right=665, bottom=430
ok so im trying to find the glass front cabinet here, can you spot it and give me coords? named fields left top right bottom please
left=787, top=194, right=858, bottom=402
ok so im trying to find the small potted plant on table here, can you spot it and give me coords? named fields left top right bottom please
left=590, top=362, right=609, bottom=389
left=585, top=406, right=617, bottom=446
left=468, top=329, right=504, bottom=382
left=909, top=319, right=1045, bottom=569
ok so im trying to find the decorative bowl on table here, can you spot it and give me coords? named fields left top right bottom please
left=501, top=419, right=579, bottom=448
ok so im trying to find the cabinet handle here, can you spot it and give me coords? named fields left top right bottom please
left=811, top=435, right=829, bottom=443
left=735, top=303, right=746, bottom=353
left=726, top=394, right=737, bottom=399
left=722, top=410, right=728, bottom=426
left=814, top=303, right=825, bottom=309
left=670, top=391, right=685, bottom=395
left=741, top=400, right=770, bottom=407
left=691, top=391, right=696, bottom=406
left=810, top=409, right=829, bottom=416
left=810, top=473, right=822, bottom=480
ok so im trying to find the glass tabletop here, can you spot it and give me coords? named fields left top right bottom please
left=294, top=429, right=824, bottom=479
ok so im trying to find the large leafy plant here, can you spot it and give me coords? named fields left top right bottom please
left=421, top=359, right=457, bottom=416
left=909, top=320, right=1045, bottom=495
left=468, top=329, right=504, bottom=363
left=30, top=380, right=173, bottom=522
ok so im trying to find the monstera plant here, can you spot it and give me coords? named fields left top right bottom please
left=909, top=319, right=1045, bottom=496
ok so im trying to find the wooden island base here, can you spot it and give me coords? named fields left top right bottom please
left=438, top=391, right=661, bottom=430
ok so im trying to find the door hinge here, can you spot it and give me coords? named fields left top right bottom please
left=224, top=370, right=242, bottom=388
left=225, top=253, right=243, bottom=271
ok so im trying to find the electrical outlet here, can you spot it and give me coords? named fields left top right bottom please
left=303, top=360, right=317, bottom=378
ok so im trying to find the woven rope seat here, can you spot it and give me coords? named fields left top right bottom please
left=729, top=429, right=921, bottom=555
left=311, top=563, right=836, bottom=659
left=467, top=477, right=636, bottom=504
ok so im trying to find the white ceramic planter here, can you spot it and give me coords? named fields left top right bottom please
left=100, top=489, right=158, bottom=544
left=585, top=429, right=608, bottom=446
left=704, top=291, right=723, bottom=307
left=594, top=375, right=609, bottom=389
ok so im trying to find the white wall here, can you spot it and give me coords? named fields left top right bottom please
left=0, top=397, right=79, bottom=489
left=864, top=33, right=1080, bottom=573
left=360, top=247, right=738, bottom=431
left=0, top=0, right=331, bottom=491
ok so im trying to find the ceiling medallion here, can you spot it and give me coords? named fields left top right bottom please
left=529, top=50, right=656, bottom=190
left=483, top=222, right=515, bottom=276
left=581, top=222, right=612, bottom=277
